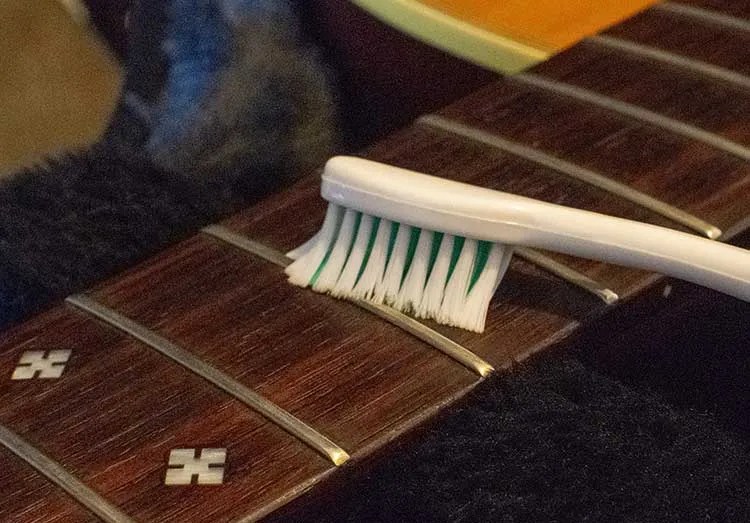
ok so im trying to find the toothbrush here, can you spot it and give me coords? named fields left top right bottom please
left=285, top=156, right=750, bottom=332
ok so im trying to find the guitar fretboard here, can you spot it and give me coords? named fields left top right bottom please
left=1, top=2, right=749, bottom=521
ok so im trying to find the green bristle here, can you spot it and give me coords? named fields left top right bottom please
left=310, top=248, right=332, bottom=287
left=445, top=236, right=466, bottom=285
left=343, top=212, right=363, bottom=270
left=400, top=227, right=422, bottom=286
left=355, top=217, right=381, bottom=286
left=309, top=211, right=346, bottom=286
left=468, top=241, right=493, bottom=293
left=383, top=222, right=400, bottom=274
left=424, top=232, right=445, bottom=286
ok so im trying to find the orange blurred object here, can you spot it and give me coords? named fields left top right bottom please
left=417, top=0, right=659, bottom=50
left=350, top=0, right=659, bottom=71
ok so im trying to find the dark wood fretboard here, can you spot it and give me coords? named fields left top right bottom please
left=1, top=1, right=748, bottom=521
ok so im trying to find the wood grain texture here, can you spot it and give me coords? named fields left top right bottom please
left=532, top=43, right=750, bottom=146
left=0, top=306, right=331, bottom=522
left=606, top=8, right=750, bottom=76
left=0, top=446, right=96, bottom=522
left=89, top=235, right=478, bottom=452
left=437, top=79, right=750, bottom=232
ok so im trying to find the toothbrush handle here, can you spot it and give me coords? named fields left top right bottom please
left=521, top=203, right=750, bottom=302
left=322, top=156, right=750, bottom=302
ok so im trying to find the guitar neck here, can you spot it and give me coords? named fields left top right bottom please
left=1, top=1, right=749, bottom=521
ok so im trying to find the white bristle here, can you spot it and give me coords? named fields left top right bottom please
left=437, top=239, right=478, bottom=327
left=287, top=231, right=320, bottom=261
left=392, top=229, right=432, bottom=312
left=415, top=234, right=454, bottom=320
left=455, top=244, right=513, bottom=332
left=350, top=218, right=392, bottom=300
left=373, top=224, right=412, bottom=304
left=286, top=204, right=343, bottom=285
left=286, top=204, right=514, bottom=333
left=312, top=208, right=359, bottom=293
left=331, top=214, right=375, bottom=297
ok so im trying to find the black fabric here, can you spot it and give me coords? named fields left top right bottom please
left=0, top=147, right=219, bottom=327
left=280, top=353, right=750, bottom=522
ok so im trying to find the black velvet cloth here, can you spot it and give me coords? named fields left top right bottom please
left=2, top=1, right=749, bottom=520
left=0, top=148, right=211, bottom=327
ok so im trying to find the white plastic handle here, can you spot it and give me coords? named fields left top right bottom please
left=322, top=156, right=750, bottom=302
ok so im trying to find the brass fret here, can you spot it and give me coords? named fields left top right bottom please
left=654, top=2, right=750, bottom=34
left=588, top=35, right=750, bottom=91
left=201, top=225, right=495, bottom=378
left=513, top=72, right=750, bottom=162
left=418, top=114, right=722, bottom=239
left=65, top=294, right=350, bottom=466
left=0, top=423, right=135, bottom=523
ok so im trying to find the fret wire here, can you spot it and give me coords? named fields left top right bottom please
left=512, top=72, right=750, bottom=162
left=0, top=423, right=135, bottom=523
left=654, top=2, right=750, bottom=34
left=418, top=114, right=722, bottom=239
left=355, top=301, right=494, bottom=377
left=588, top=35, right=750, bottom=91
left=202, top=225, right=495, bottom=378
left=65, top=294, right=350, bottom=467
left=514, top=248, right=619, bottom=305
left=202, top=225, right=292, bottom=268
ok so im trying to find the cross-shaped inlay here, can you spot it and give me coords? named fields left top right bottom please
left=165, top=448, right=227, bottom=486
left=11, top=350, right=72, bottom=380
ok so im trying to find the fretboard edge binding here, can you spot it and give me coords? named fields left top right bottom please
left=65, top=294, right=350, bottom=467
left=587, top=34, right=750, bottom=92
left=0, top=423, right=135, bottom=523
left=201, top=225, right=494, bottom=378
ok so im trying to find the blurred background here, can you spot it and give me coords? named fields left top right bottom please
left=0, top=0, right=659, bottom=177
left=0, top=0, right=121, bottom=175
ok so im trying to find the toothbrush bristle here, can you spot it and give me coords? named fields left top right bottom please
left=286, top=204, right=513, bottom=333
left=312, top=208, right=359, bottom=293
left=350, top=217, right=390, bottom=300
left=375, top=223, right=411, bottom=304
left=286, top=204, right=344, bottom=286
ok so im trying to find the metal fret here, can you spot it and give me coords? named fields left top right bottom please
left=588, top=35, right=750, bottom=91
left=202, top=225, right=495, bottom=378
left=418, top=114, right=722, bottom=239
left=0, top=423, right=135, bottom=523
left=513, top=72, right=750, bottom=162
left=514, top=248, right=619, bottom=304
left=202, top=225, right=292, bottom=267
left=65, top=294, right=350, bottom=467
left=654, top=2, right=750, bottom=34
